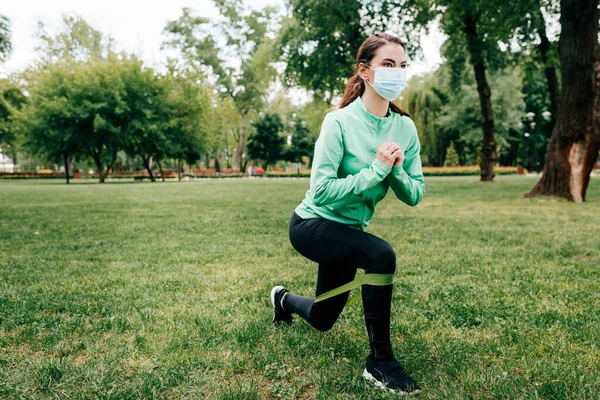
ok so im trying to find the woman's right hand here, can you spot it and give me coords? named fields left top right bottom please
left=376, top=141, right=401, bottom=168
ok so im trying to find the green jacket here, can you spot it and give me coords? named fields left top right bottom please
left=294, top=96, right=425, bottom=231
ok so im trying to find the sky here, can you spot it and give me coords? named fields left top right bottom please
left=1, top=0, right=445, bottom=104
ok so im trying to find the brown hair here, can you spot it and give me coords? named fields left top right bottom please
left=328, top=32, right=410, bottom=117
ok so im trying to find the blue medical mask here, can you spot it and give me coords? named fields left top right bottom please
left=364, top=63, right=408, bottom=101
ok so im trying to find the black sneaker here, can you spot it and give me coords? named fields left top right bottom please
left=270, top=286, right=293, bottom=326
left=363, top=354, right=421, bottom=395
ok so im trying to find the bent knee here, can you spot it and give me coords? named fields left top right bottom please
left=369, top=244, right=397, bottom=274
left=311, top=320, right=336, bottom=332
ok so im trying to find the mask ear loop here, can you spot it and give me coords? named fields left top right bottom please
left=360, top=63, right=375, bottom=87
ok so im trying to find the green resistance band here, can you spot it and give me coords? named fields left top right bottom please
left=313, top=273, right=394, bottom=307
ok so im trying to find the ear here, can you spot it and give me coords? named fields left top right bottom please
left=357, top=63, right=370, bottom=81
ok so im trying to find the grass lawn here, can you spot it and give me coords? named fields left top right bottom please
left=1, top=176, right=599, bottom=399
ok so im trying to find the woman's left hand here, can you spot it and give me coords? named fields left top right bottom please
left=393, top=146, right=405, bottom=167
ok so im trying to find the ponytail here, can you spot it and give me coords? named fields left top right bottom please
left=340, top=73, right=365, bottom=109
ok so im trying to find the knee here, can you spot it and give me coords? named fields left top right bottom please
left=309, top=305, right=340, bottom=332
left=311, top=319, right=336, bottom=332
left=368, top=243, right=396, bottom=274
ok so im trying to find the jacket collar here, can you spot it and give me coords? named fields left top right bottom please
left=349, top=95, right=393, bottom=130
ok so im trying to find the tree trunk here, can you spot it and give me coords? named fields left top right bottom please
left=232, top=129, right=246, bottom=172
left=11, top=150, right=18, bottom=172
left=91, top=150, right=105, bottom=184
left=523, top=0, right=599, bottom=202
left=214, top=153, right=221, bottom=173
left=101, top=150, right=117, bottom=183
left=241, top=157, right=249, bottom=175
left=205, top=152, right=210, bottom=170
left=157, top=158, right=165, bottom=182
left=142, top=155, right=155, bottom=182
left=177, top=158, right=182, bottom=181
left=63, top=152, right=70, bottom=184
left=464, top=12, right=496, bottom=182
left=537, top=7, right=559, bottom=130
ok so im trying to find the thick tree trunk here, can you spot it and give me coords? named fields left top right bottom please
left=177, top=158, right=182, bottom=181
left=464, top=12, right=496, bottom=182
left=537, top=8, right=559, bottom=130
left=63, top=152, right=70, bottom=184
left=142, top=155, right=155, bottom=182
left=205, top=152, right=210, bottom=169
left=523, top=0, right=599, bottom=202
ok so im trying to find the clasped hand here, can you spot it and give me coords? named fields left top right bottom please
left=376, top=141, right=404, bottom=169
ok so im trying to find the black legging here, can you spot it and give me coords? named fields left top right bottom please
left=284, top=211, right=397, bottom=361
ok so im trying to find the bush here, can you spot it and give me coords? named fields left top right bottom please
left=422, top=166, right=518, bottom=176
left=264, top=170, right=311, bottom=178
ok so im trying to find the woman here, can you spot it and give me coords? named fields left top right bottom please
left=270, top=32, right=425, bottom=394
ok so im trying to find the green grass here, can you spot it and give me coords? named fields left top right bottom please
left=1, top=176, right=599, bottom=399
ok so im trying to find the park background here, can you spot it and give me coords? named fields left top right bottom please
left=1, top=0, right=600, bottom=398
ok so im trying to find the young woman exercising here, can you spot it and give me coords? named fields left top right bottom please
left=270, top=32, right=425, bottom=394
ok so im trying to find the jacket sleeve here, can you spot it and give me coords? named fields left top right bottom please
left=310, top=113, right=391, bottom=208
left=387, top=126, right=425, bottom=207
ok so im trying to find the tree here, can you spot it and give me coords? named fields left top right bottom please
left=247, top=113, right=285, bottom=170
left=399, top=72, right=445, bottom=166
left=399, top=62, right=524, bottom=167
left=77, top=57, right=130, bottom=183
left=160, top=63, right=211, bottom=180
left=119, top=59, right=166, bottom=182
left=34, top=14, right=114, bottom=65
left=443, top=141, right=459, bottom=167
left=523, top=0, right=599, bottom=202
left=0, top=79, right=28, bottom=172
left=509, top=0, right=560, bottom=131
left=21, top=15, right=124, bottom=183
left=276, top=0, right=365, bottom=101
left=162, top=3, right=279, bottom=171
left=441, top=66, right=525, bottom=166
left=278, top=0, right=434, bottom=101
left=283, top=115, right=316, bottom=175
left=19, top=63, right=83, bottom=184
left=0, top=15, right=11, bottom=63
left=432, top=0, right=520, bottom=181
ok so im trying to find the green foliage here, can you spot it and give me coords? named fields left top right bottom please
left=160, top=66, right=211, bottom=166
left=118, top=58, right=168, bottom=175
left=360, top=0, right=435, bottom=56
left=506, top=0, right=560, bottom=71
left=247, top=113, right=285, bottom=169
left=34, top=14, right=115, bottom=65
left=296, top=98, right=329, bottom=142
left=163, top=4, right=277, bottom=111
left=19, top=62, right=87, bottom=168
left=162, top=3, right=280, bottom=170
left=277, top=0, right=366, bottom=101
left=443, top=142, right=459, bottom=167
left=283, top=115, right=315, bottom=166
left=434, top=0, right=520, bottom=79
left=400, top=65, right=524, bottom=166
left=0, top=79, right=28, bottom=155
left=20, top=54, right=212, bottom=182
left=399, top=72, right=445, bottom=166
left=0, top=15, right=11, bottom=62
